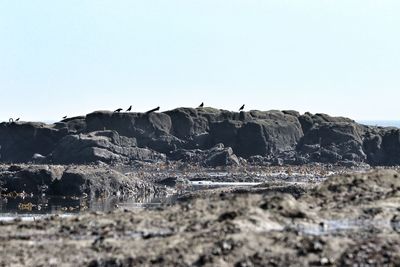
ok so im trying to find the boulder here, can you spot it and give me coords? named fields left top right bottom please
left=0, top=165, right=63, bottom=194
left=205, top=146, right=240, bottom=167
left=146, top=135, right=185, bottom=154
left=169, top=144, right=240, bottom=167
left=297, top=122, right=367, bottom=163
left=298, top=113, right=314, bottom=134
left=381, top=129, right=400, bottom=165
left=85, top=111, right=172, bottom=142
left=53, top=116, right=87, bottom=133
left=209, top=120, right=243, bottom=149
left=236, top=115, right=303, bottom=158
left=0, top=164, right=161, bottom=197
left=187, top=133, right=214, bottom=150
left=165, top=108, right=209, bottom=139
left=51, top=130, right=165, bottom=164
left=0, top=122, right=66, bottom=163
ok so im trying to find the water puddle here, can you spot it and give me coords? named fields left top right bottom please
left=0, top=193, right=178, bottom=221
left=190, top=181, right=262, bottom=188
left=295, top=219, right=399, bottom=235
left=0, top=180, right=259, bottom=221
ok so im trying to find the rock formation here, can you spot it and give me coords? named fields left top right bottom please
left=0, top=164, right=161, bottom=197
left=1, top=107, right=399, bottom=166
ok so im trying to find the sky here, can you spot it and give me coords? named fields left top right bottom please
left=0, top=0, right=399, bottom=121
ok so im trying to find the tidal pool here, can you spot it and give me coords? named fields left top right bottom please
left=0, top=193, right=178, bottom=221
left=294, top=219, right=400, bottom=235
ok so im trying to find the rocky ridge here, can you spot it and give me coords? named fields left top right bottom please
left=1, top=108, right=399, bottom=166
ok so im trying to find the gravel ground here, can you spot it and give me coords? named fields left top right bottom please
left=0, top=168, right=399, bottom=266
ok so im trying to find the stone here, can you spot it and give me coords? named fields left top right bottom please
left=50, top=130, right=165, bottom=164
left=0, top=122, right=66, bottom=162
left=170, top=144, right=240, bottom=167
left=0, top=164, right=161, bottom=197
left=205, top=147, right=240, bottom=167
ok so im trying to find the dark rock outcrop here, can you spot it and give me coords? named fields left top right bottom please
left=0, top=164, right=161, bottom=197
left=169, top=144, right=240, bottom=167
left=165, top=108, right=209, bottom=139
left=50, top=130, right=165, bottom=164
left=1, top=108, right=400, bottom=166
left=85, top=111, right=172, bottom=140
left=297, top=122, right=367, bottom=164
left=0, top=122, right=66, bottom=163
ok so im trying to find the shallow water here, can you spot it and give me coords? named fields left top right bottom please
left=0, top=181, right=266, bottom=220
left=0, top=193, right=177, bottom=221
left=191, top=181, right=262, bottom=188
left=295, top=219, right=400, bottom=235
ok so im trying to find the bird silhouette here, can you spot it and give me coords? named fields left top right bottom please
left=126, top=105, right=132, bottom=112
left=15, top=118, right=20, bottom=122
left=62, top=116, right=67, bottom=119
left=9, top=118, right=13, bottom=123
left=198, top=102, right=204, bottom=108
left=146, top=106, right=160, bottom=114
left=239, top=104, right=245, bottom=111
left=114, top=108, right=123, bottom=113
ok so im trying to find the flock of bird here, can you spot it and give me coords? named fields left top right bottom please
left=113, top=103, right=245, bottom=114
left=9, top=103, right=245, bottom=122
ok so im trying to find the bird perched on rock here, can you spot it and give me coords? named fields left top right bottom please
left=126, top=105, right=132, bottom=112
left=146, top=106, right=160, bottom=114
left=15, top=118, right=20, bottom=122
left=198, top=102, right=204, bottom=108
left=239, top=104, right=245, bottom=111
left=114, top=108, right=123, bottom=113
left=62, top=116, right=67, bottom=119
left=8, top=118, right=14, bottom=123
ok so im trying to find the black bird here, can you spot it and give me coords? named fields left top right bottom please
left=126, top=105, right=132, bottom=112
left=114, top=108, right=123, bottom=113
left=15, top=118, right=20, bottom=122
left=146, top=106, right=160, bottom=114
left=62, top=116, right=67, bottom=119
left=198, top=102, right=204, bottom=108
left=9, top=118, right=14, bottom=123
left=239, top=104, right=245, bottom=111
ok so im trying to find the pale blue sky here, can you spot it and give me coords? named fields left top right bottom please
left=0, top=0, right=399, bottom=121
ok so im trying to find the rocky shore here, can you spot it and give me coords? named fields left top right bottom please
left=1, top=107, right=399, bottom=167
left=0, top=170, right=399, bottom=266
left=0, top=164, right=164, bottom=198
left=1, top=108, right=400, bottom=266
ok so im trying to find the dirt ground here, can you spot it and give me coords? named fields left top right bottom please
left=0, top=169, right=400, bottom=267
